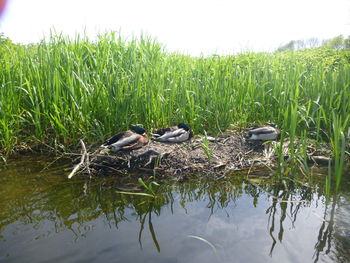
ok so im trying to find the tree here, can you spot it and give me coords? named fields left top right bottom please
left=276, top=40, right=296, bottom=52
left=322, top=35, right=344, bottom=50
left=344, top=36, right=350, bottom=49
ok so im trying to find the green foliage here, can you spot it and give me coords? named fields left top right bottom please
left=277, top=35, right=350, bottom=51
left=323, top=35, right=346, bottom=50
left=0, top=33, right=350, bottom=191
left=138, top=178, right=160, bottom=196
left=200, top=131, right=213, bottom=164
left=329, top=113, right=348, bottom=193
left=115, top=178, right=160, bottom=198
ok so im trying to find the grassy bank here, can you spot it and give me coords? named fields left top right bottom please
left=0, top=33, right=349, bottom=184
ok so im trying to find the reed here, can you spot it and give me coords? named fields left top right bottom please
left=0, top=32, right=349, bottom=186
left=201, top=131, right=213, bottom=164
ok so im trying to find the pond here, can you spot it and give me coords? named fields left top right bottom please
left=0, top=156, right=349, bottom=263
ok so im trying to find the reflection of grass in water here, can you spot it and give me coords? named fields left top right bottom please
left=2, top=160, right=349, bottom=260
left=114, top=191, right=155, bottom=198
left=116, top=178, right=160, bottom=198
left=138, top=210, right=161, bottom=252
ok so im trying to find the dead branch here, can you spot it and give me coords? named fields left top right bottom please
left=68, top=140, right=87, bottom=179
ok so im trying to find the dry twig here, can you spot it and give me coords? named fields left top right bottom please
left=68, top=140, right=87, bottom=179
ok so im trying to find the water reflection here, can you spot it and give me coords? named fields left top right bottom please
left=0, top=157, right=349, bottom=263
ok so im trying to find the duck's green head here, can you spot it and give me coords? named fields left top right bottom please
left=178, top=122, right=190, bottom=131
left=131, top=125, right=146, bottom=135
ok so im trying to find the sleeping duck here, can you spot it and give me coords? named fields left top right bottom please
left=247, top=123, right=280, bottom=141
left=152, top=123, right=192, bottom=143
left=101, top=125, right=149, bottom=151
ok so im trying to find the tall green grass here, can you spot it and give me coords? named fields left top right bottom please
left=0, top=32, right=349, bottom=186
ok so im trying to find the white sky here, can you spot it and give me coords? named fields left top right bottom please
left=0, top=0, right=349, bottom=55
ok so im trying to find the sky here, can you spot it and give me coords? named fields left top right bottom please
left=0, top=0, right=349, bottom=55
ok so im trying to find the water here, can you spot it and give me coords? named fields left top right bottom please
left=0, top=156, right=349, bottom=263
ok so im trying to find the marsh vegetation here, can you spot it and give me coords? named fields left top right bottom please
left=0, top=32, right=349, bottom=188
left=0, top=32, right=350, bottom=262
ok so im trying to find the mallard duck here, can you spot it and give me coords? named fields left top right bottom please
left=101, top=125, right=149, bottom=150
left=152, top=123, right=192, bottom=143
left=247, top=123, right=280, bottom=141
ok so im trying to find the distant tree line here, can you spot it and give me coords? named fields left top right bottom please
left=276, top=35, right=350, bottom=52
left=1, top=32, right=350, bottom=53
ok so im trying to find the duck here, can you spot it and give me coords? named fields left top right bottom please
left=246, top=123, right=280, bottom=141
left=152, top=123, right=192, bottom=143
left=101, top=125, right=149, bottom=151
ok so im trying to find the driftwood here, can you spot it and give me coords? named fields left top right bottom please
left=67, top=134, right=334, bottom=179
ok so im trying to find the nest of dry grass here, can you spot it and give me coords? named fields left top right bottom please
left=69, top=134, right=277, bottom=178
left=67, top=133, right=335, bottom=179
